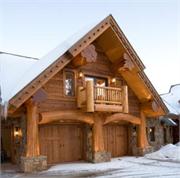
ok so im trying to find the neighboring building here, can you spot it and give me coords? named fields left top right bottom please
left=1, top=15, right=168, bottom=172
left=161, top=84, right=180, bottom=144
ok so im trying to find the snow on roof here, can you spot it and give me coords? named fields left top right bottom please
left=161, top=84, right=180, bottom=115
left=0, top=52, right=37, bottom=104
left=0, top=15, right=108, bottom=104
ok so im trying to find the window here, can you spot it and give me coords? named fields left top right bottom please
left=149, top=127, right=155, bottom=142
left=163, top=128, right=167, bottom=143
left=64, top=71, right=75, bottom=96
left=85, top=76, right=107, bottom=87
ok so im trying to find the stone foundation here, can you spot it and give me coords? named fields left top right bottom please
left=20, top=155, right=47, bottom=172
left=93, top=151, right=111, bottom=163
left=132, top=146, right=154, bottom=156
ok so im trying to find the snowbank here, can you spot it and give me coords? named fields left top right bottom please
left=145, top=144, right=180, bottom=162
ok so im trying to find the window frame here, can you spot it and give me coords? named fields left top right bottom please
left=149, top=127, right=155, bottom=142
left=63, top=69, right=76, bottom=97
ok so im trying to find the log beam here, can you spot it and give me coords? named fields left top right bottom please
left=25, top=99, right=40, bottom=157
left=137, top=111, right=149, bottom=148
left=104, top=113, right=141, bottom=125
left=39, top=110, right=94, bottom=125
left=141, top=100, right=163, bottom=117
left=94, top=104, right=123, bottom=113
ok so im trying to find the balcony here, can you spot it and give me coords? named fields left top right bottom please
left=77, top=80, right=129, bottom=113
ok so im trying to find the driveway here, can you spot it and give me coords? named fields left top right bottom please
left=1, top=157, right=180, bottom=178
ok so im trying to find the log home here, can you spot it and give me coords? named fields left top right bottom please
left=1, top=15, right=168, bottom=172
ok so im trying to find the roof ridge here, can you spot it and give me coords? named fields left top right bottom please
left=0, top=51, right=39, bottom=60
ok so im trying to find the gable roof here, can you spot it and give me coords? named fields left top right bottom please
left=0, top=14, right=168, bottom=116
left=1, top=16, right=110, bottom=107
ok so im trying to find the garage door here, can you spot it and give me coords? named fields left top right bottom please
left=104, top=124, right=128, bottom=157
left=39, top=124, right=84, bottom=164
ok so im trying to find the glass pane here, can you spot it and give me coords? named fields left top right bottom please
left=85, top=77, right=94, bottom=82
left=65, top=71, right=75, bottom=96
left=96, top=78, right=106, bottom=87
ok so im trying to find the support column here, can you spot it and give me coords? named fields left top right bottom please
left=86, top=80, right=94, bottom=112
left=135, top=111, right=153, bottom=156
left=137, top=111, right=149, bottom=148
left=26, top=99, right=39, bottom=157
left=20, top=98, right=47, bottom=172
left=92, top=115, right=110, bottom=163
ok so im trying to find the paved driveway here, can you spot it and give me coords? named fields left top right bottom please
left=1, top=157, right=180, bottom=178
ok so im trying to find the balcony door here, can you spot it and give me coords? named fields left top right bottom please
left=85, top=76, right=108, bottom=87
left=85, top=76, right=108, bottom=101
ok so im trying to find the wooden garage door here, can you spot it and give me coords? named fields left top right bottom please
left=39, top=124, right=84, bottom=164
left=104, top=124, right=128, bottom=157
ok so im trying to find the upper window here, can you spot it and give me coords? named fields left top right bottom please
left=85, top=76, right=107, bottom=87
left=64, top=71, right=75, bottom=96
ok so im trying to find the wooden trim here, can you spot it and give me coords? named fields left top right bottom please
left=39, top=110, right=94, bottom=125
left=69, top=17, right=111, bottom=57
left=9, top=53, right=72, bottom=110
left=138, top=72, right=168, bottom=114
left=104, top=113, right=141, bottom=125
left=109, top=16, right=145, bottom=71
left=95, top=104, right=123, bottom=112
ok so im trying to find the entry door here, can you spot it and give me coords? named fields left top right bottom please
left=104, top=124, right=128, bottom=157
left=39, top=124, right=84, bottom=164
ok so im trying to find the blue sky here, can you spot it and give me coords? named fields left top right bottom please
left=1, top=0, right=179, bottom=94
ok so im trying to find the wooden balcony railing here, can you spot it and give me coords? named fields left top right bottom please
left=77, top=80, right=129, bottom=113
left=94, top=86, right=122, bottom=105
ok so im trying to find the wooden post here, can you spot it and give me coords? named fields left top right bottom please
left=93, top=116, right=104, bottom=152
left=122, top=85, right=129, bottom=113
left=26, top=99, right=40, bottom=157
left=77, top=86, right=83, bottom=108
left=137, top=110, right=149, bottom=148
left=86, top=80, right=94, bottom=112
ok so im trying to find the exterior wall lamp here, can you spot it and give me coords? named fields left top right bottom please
left=14, top=126, right=22, bottom=137
left=111, top=78, right=116, bottom=83
left=78, top=71, right=84, bottom=78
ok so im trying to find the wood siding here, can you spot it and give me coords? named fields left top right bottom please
left=39, top=124, right=84, bottom=164
left=104, top=124, right=128, bottom=157
left=38, top=44, right=141, bottom=118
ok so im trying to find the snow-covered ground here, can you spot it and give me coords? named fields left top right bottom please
left=1, top=144, right=180, bottom=178
left=145, top=143, right=180, bottom=162
left=1, top=156, right=180, bottom=178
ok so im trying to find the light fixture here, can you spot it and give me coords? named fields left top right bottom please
left=111, top=78, right=116, bottom=83
left=14, top=127, right=22, bottom=137
left=79, top=71, right=84, bottom=78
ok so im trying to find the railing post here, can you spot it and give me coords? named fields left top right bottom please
left=77, top=86, right=84, bottom=108
left=86, top=80, right=94, bottom=112
left=122, top=85, right=129, bottom=113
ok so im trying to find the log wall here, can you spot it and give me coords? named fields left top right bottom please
left=38, top=44, right=141, bottom=117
